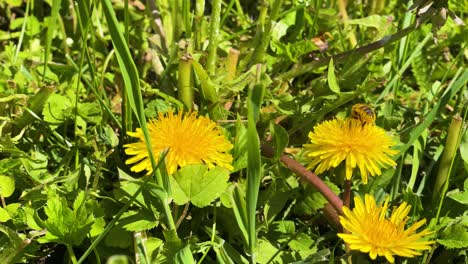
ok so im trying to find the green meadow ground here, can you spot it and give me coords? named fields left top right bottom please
left=0, top=0, right=467, bottom=263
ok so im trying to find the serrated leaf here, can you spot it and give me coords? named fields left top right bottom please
left=170, top=165, right=230, bottom=207
left=327, top=59, right=341, bottom=93
left=447, top=178, right=468, bottom=205
left=0, top=225, right=27, bottom=263
left=117, top=210, right=159, bottom=232
left=437, top=224, right=468, bottom=249
left=289, top=233, right=317, bottom=259
left=38, top=191, right=95, bottom=245
left=105, top=227, right=132, bottom=248
left=0, top=175, right=15, bottom=198
left=294, top=181, right=340, bottom=215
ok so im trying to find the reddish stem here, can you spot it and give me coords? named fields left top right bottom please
left=261, top=143, right=344, bottom=218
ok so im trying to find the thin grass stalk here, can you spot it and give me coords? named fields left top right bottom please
left=42, top=0, right=61, bottom=80
left=206, top=0, right=222, bottom=74
left=67, top=244, right=78, bottom=264
left=393, top=68, right=468, bottom=159
left=73, top=1, right=94, bottom=170
left=178, top=55, right=194, bottom=110
left=14, top=0, right=30, bottom=64
left=182, top=0, right=192, bottom=39
left=433, top=115, right=463, bottom=202
left=170, top=0, right=183, bottom=41
left=124, top=0, right=129, bottom=43
left=194, top=0, right=205, bottom=50
left=337, top=0, right=357, bottom=47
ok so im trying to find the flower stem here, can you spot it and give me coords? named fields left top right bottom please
left=67, top=244, right=78, bottom=264
left=433, top=114, right=463, bottom=213
left=178, top=55, right=193, bottom=110
left=261, top=143, right=344, bottom=215
left=206, top=0, right=222, bottom=75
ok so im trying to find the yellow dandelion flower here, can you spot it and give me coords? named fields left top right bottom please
left=338, top=194, right=434, bottom=263
left=303, top=118, right=397, bottom=183
left=124, top=111, right=234, bottom=175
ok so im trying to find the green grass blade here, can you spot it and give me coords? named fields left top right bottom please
left=42, top=0, right=62, bottom=80
left=206, top=0, right=222, bottom=75
left=394, top=68, right=468, bottom=159
left=101, top=0, right=176, bottom=232
left=245, top=75, right=265, bottom=263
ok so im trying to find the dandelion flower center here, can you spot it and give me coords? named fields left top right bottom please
left=338, top=194, right=434, bottom=263
left=124, top=111, right=234, bottom=175
left=303, top=118, right=397, bottom=183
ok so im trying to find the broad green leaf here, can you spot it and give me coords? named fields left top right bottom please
left=0, top=175, right=15, bottom=198
left=271, top=39, right=320, bottom=62
left=42, top=93, right=73, bottom=129
left=294, top=181, right=340, bottom=215
left=170, top=165, right=230, bottom=207
left=347, top=15, right=395, bottom=38
left=327, top=59, right=340, bottom=93
left=107, top=255, right=129, bottom=264
left=103, top=125, right=119, bottom=147
left=289, top=233, right=318, bottom=259
left=0, top=225, right=27, bottom=263
left=233, top=116, right=248, bottom=171
left=269, top=122, right=289, bottom=160
left=38, top=191, right=95, bottom=245
left=438, top=224, right=468, bottom=249
left=146, top=237, right=164, bottom=263
left=90, top=217, right=106, bottom=238
left=6, top=0, right=22, bottom=7
left=105, top=227, right=132, bottom=248
left=460, top=129, right=468, bottom=163
left=77, top=102, right=102, bottom=124
left=20, top=151, right=49, bottom=183
left=0, top=208, right=10, bottom=222
left=447, top=190, right=468, bottom=205
left=117, top=210, right=159, bottom=232
left=255, top=238, right=294, bottom=263
left=447, top=178, right=468, bottom=205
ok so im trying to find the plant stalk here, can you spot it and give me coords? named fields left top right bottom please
left=178, top=55, right=194, bottom=110
left=206, top=0, right=222, bottom=74
left=433, top=114, right=463, bottom=202
left=261, top=143, right=344, bottom=215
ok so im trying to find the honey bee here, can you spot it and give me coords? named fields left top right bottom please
left=350, top=104, right=376, bottom=125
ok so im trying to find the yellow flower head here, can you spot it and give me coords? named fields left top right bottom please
left=338, top=194, right=434, bottom=263
left=303, top=118, right=397, bottom=183
left=124, top=111, right=234, bottom=175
